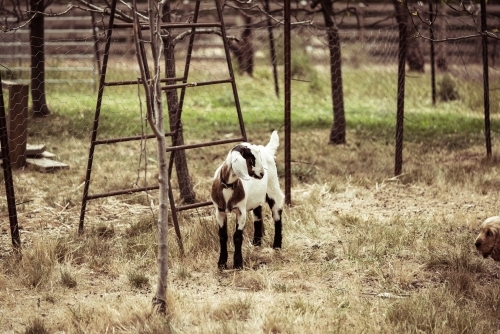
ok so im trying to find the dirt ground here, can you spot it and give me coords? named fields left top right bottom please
left=1, top=165, right=499, bottom=332
left=2, top=179, right=493, bottom=249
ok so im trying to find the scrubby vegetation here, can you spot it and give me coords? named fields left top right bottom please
left=1, top=58, right=500, bottom=333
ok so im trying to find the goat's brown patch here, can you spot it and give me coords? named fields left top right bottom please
left=221, top=164, right=232, bottom=184
left=227, top=182, right=245, bottom=211
left=211, top=167, right=246, bottom=212
left=211, top=178, right=226, bottom=211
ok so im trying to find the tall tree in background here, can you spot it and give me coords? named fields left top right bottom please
left=161, top=1, right=196, bottom=204
left=393, top=0, right=425, bottom=72
left=315, top=0, right=346, bottom=144
left=30, top=0, right=51, bottom=117
left=228, top=14, right=254, bottom=76
left=432, top=2, right=447, bottom=70
left=0, top=0, right=52, bottom=117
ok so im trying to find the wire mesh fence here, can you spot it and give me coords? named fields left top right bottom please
left=1, top=1, right=500, bottom=249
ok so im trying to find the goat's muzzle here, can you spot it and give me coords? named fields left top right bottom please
left=251, top=171, right=264, bottom=180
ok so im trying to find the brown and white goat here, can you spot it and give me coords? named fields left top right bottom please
left=210, top=131, right=284, bottom=269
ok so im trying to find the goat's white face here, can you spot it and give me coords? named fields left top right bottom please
left=230, top=144, right=264, bottom=181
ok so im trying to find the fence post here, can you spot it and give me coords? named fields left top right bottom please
left=0, top=76, right=21, bottom=249
left=481, top=0, right=492, bottom=157
left=395, top=22, right=406, bottom=176
left=284, top=0, right=291, bottom=205
left=4, top=81, right=29, bottom=168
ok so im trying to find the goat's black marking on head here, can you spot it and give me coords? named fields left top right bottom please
left=232, top=145, right=256, bottom=167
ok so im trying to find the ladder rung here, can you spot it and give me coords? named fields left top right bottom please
left=94, top=133, right=174, bottom=145
left=104, top=77, right=185, bottom=87
left=85, top=185, right=159, bottom=201
left=113, top=22, right=222, bottom=30
left=176, top=201, right=213, bottom=212
left=165, top=137, right=244, bottom=152
left=161, top=78, right=232, bottom=91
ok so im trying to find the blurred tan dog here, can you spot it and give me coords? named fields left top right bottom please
left=475, top=216, right=500, bottom=261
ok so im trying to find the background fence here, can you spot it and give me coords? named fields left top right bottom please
left=1, top=1, right=500, bottom=248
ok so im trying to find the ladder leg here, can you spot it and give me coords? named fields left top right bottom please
left=215, top=0, right=247, bottom=141
left=178, top=0, right=201, bottom=115
left=167, top=151, right=184, bottom=254
left=79, top=0, right=119, bottom=233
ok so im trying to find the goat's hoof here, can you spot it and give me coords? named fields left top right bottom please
left=218, top=263, right=227, bottom=270
left=252, top=238, right=262, bottom=246
left=233, top=258, right=243, bottom=269
left=272, top=242, right=282, bottom=249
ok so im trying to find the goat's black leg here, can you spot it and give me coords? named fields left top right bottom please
left=273, top=209, right=283, bottom=248
left=266, top=195, right=283, bottom=248
left=218, top=219, right=228, bottom=269
left=233, top=229, right=244, bottom=269
left=252, top=205, right=263, bottom=246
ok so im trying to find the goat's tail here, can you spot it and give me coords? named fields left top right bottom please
left=266, top=130, right=280, bottom=155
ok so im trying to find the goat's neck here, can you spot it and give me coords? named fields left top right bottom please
left=220, top=163, right=238, bottom=188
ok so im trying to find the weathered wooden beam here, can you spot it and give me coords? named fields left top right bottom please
left=2, top=81, right=29, bottom=169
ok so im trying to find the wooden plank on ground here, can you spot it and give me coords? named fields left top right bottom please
left=26, top=144, right=46, bottom=156
left=27, top=151, right=56, bottom=159
left=2, top=144, right=47, bottom=158
left=26, top=158, right=69, bottom=172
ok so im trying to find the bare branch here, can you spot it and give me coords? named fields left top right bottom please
left=118, top=0, right=149, bottom=21
left=415, top=32, right=482, bottom=42
left=74, top=0, right=134, bottom=22
left=442, top=0, right=475, bottom=15
left=1, top=1, right=136, bottom=32
left=172, top=29, right=241, bottom=46
left=401, top=0, right=497, bottom=44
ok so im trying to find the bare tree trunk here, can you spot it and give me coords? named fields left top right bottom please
left=433, top=2, right=447, bottom=70
left=228, top=15, right=254, bottom=76
left=162, top=2, right=196, bottom=204
left=393, top=0, right=425, bottom=72
left=264, top=0, right=279, bottom=97
left=132, top=0, right=169, bottom=314
left=319, top=0, right=346, bottom=145
left=30, top=0, right=50, bottom=117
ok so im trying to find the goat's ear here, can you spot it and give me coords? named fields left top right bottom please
left=231, top=151, right=250, bottom=180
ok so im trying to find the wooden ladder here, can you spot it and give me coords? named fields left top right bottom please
left=78, top=0, right=247, bottom=252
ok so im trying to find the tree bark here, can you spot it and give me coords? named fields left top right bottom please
left=132, top=0, right=169, bottom=314
left=30, top=0, right=50, bottom=117
left=228, top=15, right=254, bottom=76
left=161, top=2, right=196, bottom=204
left=319, top=0, right=346, bottom=145
left=393, top=0, right=425, bottom=72
left=265, top=0, right=279, bottom=97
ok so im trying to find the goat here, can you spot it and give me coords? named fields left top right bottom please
left=210, top=131, right=284, bottom=269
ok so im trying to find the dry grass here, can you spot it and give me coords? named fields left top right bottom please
left=1, top=127, right=500, bottom=333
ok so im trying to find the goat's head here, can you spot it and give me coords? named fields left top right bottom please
left=229, top=144, right=264, bottom=181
